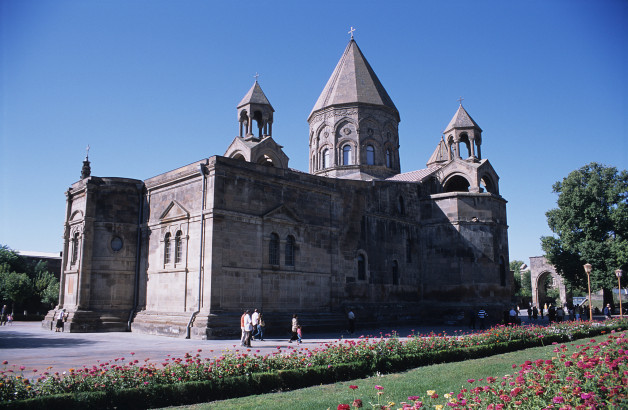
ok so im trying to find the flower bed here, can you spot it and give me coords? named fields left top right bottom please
left=337, top=331, right=628, bottom=409
left=1, top=319, right=626, bottom=408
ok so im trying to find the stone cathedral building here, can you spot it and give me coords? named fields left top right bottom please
left=44, top=39, right=510, bottom=338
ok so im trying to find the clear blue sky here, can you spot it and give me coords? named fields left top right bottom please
left=1, top=0, right=627, bottom=265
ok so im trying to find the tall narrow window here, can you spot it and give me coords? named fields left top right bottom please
left=392, top=260, right=399, bottom=285
left=386, top=149, right=392, bottom=168
left=357, top=254, right=366, bottom=281
left=366, top=145, right=375, bottom=165
left=499, top=256, right=506, bottom=286
left=285, top=235, right=295, bottom=266
left=71, top=232, right=79, bottom=264
left=343, top=145, right=352, bottom=165
left=174, top=231, right=182, bottom=264
left=323, top=149, right=330, bottom=169
left=164, top=233, right=171, bottom=265
left=269, top=233, right=280, bottom=265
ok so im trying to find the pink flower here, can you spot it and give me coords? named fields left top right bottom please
left=467, top=379, right=475, bottom=383
left=375, top=385, right=384, bottom=390
left=349, top=385, right=358, bottom=390
left=552, top=396, right=564, bottom=404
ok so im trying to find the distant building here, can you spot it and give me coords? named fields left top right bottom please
left=44, top=38, right=510, bottom=338
left=17, top=250, right=62, bottom=280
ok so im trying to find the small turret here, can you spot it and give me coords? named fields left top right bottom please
left=80, top=145, right=91, bottom=179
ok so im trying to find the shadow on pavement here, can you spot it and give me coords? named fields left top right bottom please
left=0, top=331, right=97, bottom=349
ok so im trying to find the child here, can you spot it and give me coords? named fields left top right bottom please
left=7, top=314, right=13, bottom=325
left=296, top=325, right=302, bottom=344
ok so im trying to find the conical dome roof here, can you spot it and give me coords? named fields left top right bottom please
left=309, top=39, right=398, bottom=120
left=238, top=81, right=274, bottom=111
left=443, top=105, right=481, bottom=133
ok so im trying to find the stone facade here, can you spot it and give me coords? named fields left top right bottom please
left=44, top=38, right=510, bottom=338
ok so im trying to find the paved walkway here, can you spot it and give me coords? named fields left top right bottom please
left=0, top=321, right=486, bottom=376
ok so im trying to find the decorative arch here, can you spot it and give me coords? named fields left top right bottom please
left=443, top=174, right=470, bottom=193
left=529, top=257, right=568, bottom=309
left=334, top=119, right=358, bottom=144
left=358, top=117, right=380, bottom=139
left=480, top=174, right=497, bottom=194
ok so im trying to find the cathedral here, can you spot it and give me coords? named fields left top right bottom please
left=44, top=38, right=510, bottom=338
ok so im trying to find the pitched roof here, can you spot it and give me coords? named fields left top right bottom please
left=426, top=137, right=450, bottom=167
left=309, top=39, right=398, bottom=118
left=443, top=105, right=481, bottom=133
left=237, top=81, right=274, bottom=110
left=385, top=167, right=439, bottom=182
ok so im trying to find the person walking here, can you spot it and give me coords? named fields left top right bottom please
left=0, top=305, right=7, bottom=326
left=55, top=309, right=66, bottom=332
left=296, top=325, right=303, bottom=344
left=251, top=309, right=260, bottom=340
left=289, top=314, right=299, bottom=343
left=240, top=310, right=247, bottom=346
left=477, top=308, right=488, bottom=330
left=347, top=309, right=355, bottom=334
left=243, top=310, right=253, bottom=347
left=254, top=312, right=265, bottom=341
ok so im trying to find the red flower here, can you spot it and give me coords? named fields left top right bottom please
left=337, top=404, right=350, bottom=410
left=349, top=385, right=358, bottom=390
left=352, top=399, right=363, bottom=408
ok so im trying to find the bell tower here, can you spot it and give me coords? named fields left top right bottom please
left=237, top=77, right=274, bottom=139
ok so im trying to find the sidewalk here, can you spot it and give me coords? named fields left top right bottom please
left=0, top=321, right=475, bottom=376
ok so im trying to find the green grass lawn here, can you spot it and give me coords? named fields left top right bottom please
left=166, top=333, right=609, bottom=409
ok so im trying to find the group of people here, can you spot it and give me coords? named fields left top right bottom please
left=0, top=305, right=13, bottom=326
left=240, top=309, right=265, bottom=347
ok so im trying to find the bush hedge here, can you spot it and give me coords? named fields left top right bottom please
left=1, top=320, right=625, bottom=409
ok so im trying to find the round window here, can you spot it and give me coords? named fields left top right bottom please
left=111, top=236, right=123, bottom=252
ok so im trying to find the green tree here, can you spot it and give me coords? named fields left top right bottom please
left=0, top=271, right=34, bottom=313
left=541, top=163, right=628, bottom=306
left=35, top=270, right=59, bottom=308
left=510, top=260, right=532, bottom=302
left=0, top=244, right=60, bottom=314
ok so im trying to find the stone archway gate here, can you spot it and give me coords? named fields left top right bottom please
left=529, top=256, right=568, bottom=308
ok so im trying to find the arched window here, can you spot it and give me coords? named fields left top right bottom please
left=164, top=233, right=171, bottom=265
left=269, top=233, right=280, bottom=265
left=71, top=232, right=80, bottom=264
left=366, top=145, right=375, bottom=165
left=343, top=145, right=352, bottom=165
left=322, top=148, right=330, bottom=169
left=285, top=235, right=295, bottom=266
left=386, top=149, right=392, bottom=168
left=392, top=260, right=399, bottom=285
left=357, top=254, right=366, bottom=281
left=174, top=231, right=183, bottom=264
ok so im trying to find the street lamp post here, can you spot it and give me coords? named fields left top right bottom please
left=584, top=263, right=593, bottom=321
left=615, top=269, right=623, bottom=319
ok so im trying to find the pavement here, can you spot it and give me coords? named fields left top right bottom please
left=0, top=321, right=489, bottom=376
